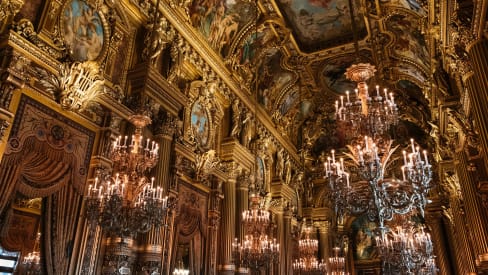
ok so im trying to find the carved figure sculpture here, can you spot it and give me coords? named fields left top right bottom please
left=143, top=17, right=175, bottom=65
left=230, top=99, right=241, bottom=138
left=276, top=148, right=284, bottom=180
left=284, top=154, right=292, bottom=185
left=241, top=112, right=253, bottom=148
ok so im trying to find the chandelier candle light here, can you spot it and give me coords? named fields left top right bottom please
left=232, top=193, right=279, bottom=271
left=86, top=114, right=170, bottom=237
left=376, top=223, right=437, bottom=275
left=328, top=246, right=348, bottom=275
left=292, top=226, right=327, bottom=274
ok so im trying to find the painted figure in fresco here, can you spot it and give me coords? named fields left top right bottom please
left=230, top=99, right=241, bottom=138
left=191, top=101, right=209, bottom=146
left=63, top=0, right=103, bottom=61
left=356, top=228, right=372, bottom=259
left=241, top=112, right=253, bottom=148
left=276, top=148, right=284, bottom=180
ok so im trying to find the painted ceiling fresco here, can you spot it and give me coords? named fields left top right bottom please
left=387, top=14, right=430, bottom=70
left=319, top=53, right=370, bottom=95
left=184, top=0, right=431, bottom=143
left=189, top=0, right=256, bottom=56
left=256, top=49, right=297, bottom=113
left=275, top=0, right=367, bottom=52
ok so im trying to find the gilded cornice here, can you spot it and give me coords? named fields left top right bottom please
left=127, top=62, right=187, bottom=117
left=5, top=30, right=59, bottom=74
left=220, top=137, right=255, bottom=173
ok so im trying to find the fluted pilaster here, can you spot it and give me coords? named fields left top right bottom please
left=466, top=38, right=488, bottom=173
left=315, top=221, right=330, bottom=264
left=444, top=197, right=477, bottom=274
left=236, top=176, right=249, bottom=275
left=456, top=150, right=488, bottom=269
left=218, top=177, right=236, bottom=274
left=425, top=211, right=454, bottom=275
left=284, top=209, right=293, bottom=274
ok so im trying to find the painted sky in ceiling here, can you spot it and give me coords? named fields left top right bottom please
left=275, top=0, right=366, bottom=52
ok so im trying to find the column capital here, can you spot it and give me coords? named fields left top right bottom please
left=313, top=221, right=330, bottom=233
left=153, top=112, right=180, bottom=139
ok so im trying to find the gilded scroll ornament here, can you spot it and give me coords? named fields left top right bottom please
left=194, top=149, right=220, bottom=181
left=38, top=61, right=104, bottom=111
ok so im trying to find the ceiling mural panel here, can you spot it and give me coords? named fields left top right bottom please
left=256, top=49, right=297, bottom=113
left=274, top=0, right=366, bottom=52
left=319, top=54, right=360, bottom=95
left=189, top=0, right=256, bottom=56
left=387, top=14, right=430, bottom=70
left=381, top=0, right=426, bottom=15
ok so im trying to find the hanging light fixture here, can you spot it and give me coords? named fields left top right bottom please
left=328, top=246, right=348, bottom=275
left=375, top=221, right=437, bottom=275
left=292, top=225, right=327, bottom=274
left=232, top=191, right=280, bottom=270
left=85, top=113, right=170, bottom=237
left=336, top=64, right=398, bottom=140
left=20, top=232, right=41, bottom=275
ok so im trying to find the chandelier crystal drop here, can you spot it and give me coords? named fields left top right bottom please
left=376, top=222, right=437, bottom=275
left=292, top=226, right=326, bottom=274
left=86, top=114, right=170, bottom=237
left=232, top=193, right=279, bottom=270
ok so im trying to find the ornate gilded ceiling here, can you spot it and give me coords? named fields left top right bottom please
left=184, top=0, right=433, bottom=146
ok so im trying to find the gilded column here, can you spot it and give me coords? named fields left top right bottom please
left=443, top=199, right=477, bottom=274
left=207, top=180, right=223, bottom=275
left=314, top=221, right=330, bottom=263
left=425, top=211, right=453, bottom=275
left=282, top=206, right=293, bottom=274
left=218, top=170, right=237, bottom=275
left=236, top=171, right=249, bottom=275
left=466, top=38, right=488, bottom=172
left=274, top=210, right=284, bottom=274
left=138, top=113, right=176, bottom=274
left=456, top=150, right=488, bottom=269
left=153, top=114, right=178, bottom=193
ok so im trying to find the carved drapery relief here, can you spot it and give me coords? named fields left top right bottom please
left=176, top=184, right=208, bottom=275
left=37, top=61, right=105, bottom=111
left=0, top=95, right=95, bottom=204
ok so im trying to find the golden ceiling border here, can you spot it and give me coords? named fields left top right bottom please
left=155, top=0, right=300, bottom=163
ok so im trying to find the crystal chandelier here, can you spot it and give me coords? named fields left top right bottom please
left=292, top=225, right=327, bottom=274
left=376, top=221, right=437, bottom=275
left=324, top=63, right=433, bottom=229
left=232, top=192, right=279, bottom=270
left=335, top=63, right=398, bottom=140
left=21, top=232, right=41, bottom=275
left=328, top=246, right=348, bottom=275
left=85, top=114, right=170, bottom=237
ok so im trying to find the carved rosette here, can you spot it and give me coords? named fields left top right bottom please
left=345, top=63, right=376, bottom=83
